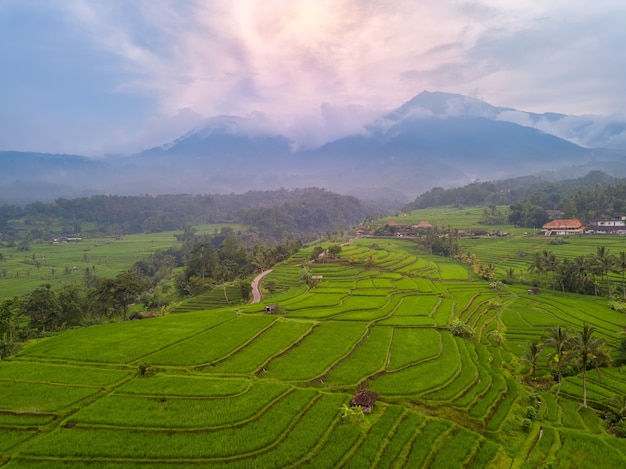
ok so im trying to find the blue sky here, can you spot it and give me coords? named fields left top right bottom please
left=1, top=0, right=625, bottom=156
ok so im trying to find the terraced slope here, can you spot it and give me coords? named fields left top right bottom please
left=1, top=238, right=625, bottom=467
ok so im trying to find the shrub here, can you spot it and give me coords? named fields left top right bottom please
left=526, top=406, right=537, bottom=420
left=449, top=318, right=474, bottom=339
left=521, top=418, right=533, bottom=432
left=137, top=362, right=155, bottom=377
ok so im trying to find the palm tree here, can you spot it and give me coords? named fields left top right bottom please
left=617, top=251, right=626, bottom=299
left=520, top=340, right=543, bottom=377
left=593, top=246, right=616, bottom=298
left=529, top=252, right=545, bottom=285
left=569, top=324, right=610, bottom=408
left=542, top=325, right=572, bottom=396
left=540, top=250, right=560, bottom=289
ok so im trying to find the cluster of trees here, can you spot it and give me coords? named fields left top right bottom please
left=523, top=325, right=611, bottom=406
left=523, top=324, right=626, bottom=437
left=405, top=170, right=626, bottom=227
left=172, top=226, right=301, bottom=296
left=519, top=324, right=626, bottom=436
left=524, top=246, right=626, bottom=297
left=1, top=188, right=369, bottom=242
left=0, top=271, right=150, bottom=358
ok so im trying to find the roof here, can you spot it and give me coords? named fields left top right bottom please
left=416, top=220, right=433, bottom=228
left=351, top=390, right=378, bottom=407
left=542, top=219, right=584, bottom=229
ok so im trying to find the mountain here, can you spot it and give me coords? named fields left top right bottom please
left=1, top=91, right=625, bottom=203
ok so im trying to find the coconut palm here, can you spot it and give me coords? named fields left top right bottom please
left=542, top=325, right=572, bottom=396
left=520, top=340, right=543, bottom=377
left=593, top=246, right=616, bottom=298
left=569, top=324, right=610, bottom=408
left=617, top=251, right=626, bottom=299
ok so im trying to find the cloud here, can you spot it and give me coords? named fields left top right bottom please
left=2, top=0, right=626, bottom=154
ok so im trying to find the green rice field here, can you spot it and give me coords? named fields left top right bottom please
left=1, top=236, right=625, bottom=467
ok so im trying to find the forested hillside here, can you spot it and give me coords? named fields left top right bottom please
left=0, top=188, right=369, bottom=243
left=405, top=171, right=621, bottom=219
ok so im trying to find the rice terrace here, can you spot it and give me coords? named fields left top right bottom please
left=2, top=207, right=626, bottom=468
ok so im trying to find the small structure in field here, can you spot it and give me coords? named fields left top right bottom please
left=265, top=304, right=278, bottom=314
left=351, top=390, right=378, bottom=414
left=527, top=288, right=540, bottom=295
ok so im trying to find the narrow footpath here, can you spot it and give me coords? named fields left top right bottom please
left=251, top=269, right=272, bottom=303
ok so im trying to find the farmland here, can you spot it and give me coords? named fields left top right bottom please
left=0, top=224, right=240, bottom=300
left=1, top=232, right=626, bottom=467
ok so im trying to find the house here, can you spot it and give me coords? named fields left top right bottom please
left=415, top=220, right=433, bottom=229
left=265, top=304, right=278, bottom=314
left=541, top=219, right=584, bottom=236
left=527, top=288, right=540, bottom=295
left=589, top=220, right=626, bottom=234
left=351, top=390, right=378, bottom=414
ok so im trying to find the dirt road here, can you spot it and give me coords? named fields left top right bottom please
left=251, top=269, right=272, bottom=303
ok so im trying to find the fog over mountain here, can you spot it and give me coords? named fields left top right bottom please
left=2, top=91, right=625, bottom=204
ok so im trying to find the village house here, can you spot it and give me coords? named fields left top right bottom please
left=541, top=219, right=584, bottom=236
left=587, top=219, right=626, bottom=234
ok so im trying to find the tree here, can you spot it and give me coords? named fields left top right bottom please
left=327, top=244, right=342, bottom=259
left=593, top=246, right=616, bottom=298
left=542, top=325, right=572, bottom=396
left=23, top=284, right=63, bottom=333
left=570, top=324, right=610, bottom=408
left=0, top=297, right=22, bottom=350
left=617, top=251, right=626, bottom=299
left=520, top=340, right=543, bottom=377
left=94, top=271, right=150, bottom=321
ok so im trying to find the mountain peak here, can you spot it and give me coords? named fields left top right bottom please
left=387, top=90, right=511, bottom=122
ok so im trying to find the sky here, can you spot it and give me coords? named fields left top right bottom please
left=1, top=0, right=625, bottom=156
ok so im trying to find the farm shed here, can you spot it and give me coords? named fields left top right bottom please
left=265, top=304, right=278, bottom=314
left=351, top=390, right=378, bottom=414
left=527, top=288, right=540, bottom=295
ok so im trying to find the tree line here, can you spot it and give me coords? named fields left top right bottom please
left=0, top=187, right=370, bottom=243
left=521, top=246, right=626, bottom=299
left=404, top=170, right=626, bottom=227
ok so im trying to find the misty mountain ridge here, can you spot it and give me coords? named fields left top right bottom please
left=1, top=91, right=625, bottom=203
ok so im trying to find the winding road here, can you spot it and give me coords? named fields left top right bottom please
left=250, top=269, right=272, bottom=303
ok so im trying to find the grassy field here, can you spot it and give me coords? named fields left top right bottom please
left=1, top=235, right=626, bottom=467
left=0, top=224, right=243, bottom=300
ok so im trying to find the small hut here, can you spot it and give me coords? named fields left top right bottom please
left=351, top=390, right=378, bottom=414
left=265, top=304, right=278, bottom=314
left=527, top=288, right=540, bottom=295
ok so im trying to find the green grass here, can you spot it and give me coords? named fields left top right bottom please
left=0, top=382, right=100, bottom=413
left=115, top=375, right=249, bottom=397
left=387, top=328, right=442, bottom=370
left=146, top=315, right=275, bottom=366
left=71, top=381, right=289, bottom=428
left=17, top=310, right=234, bottom=363
left=21, top=389, right=318, bottom=459
left=266, top=322, right=366, bottom=381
